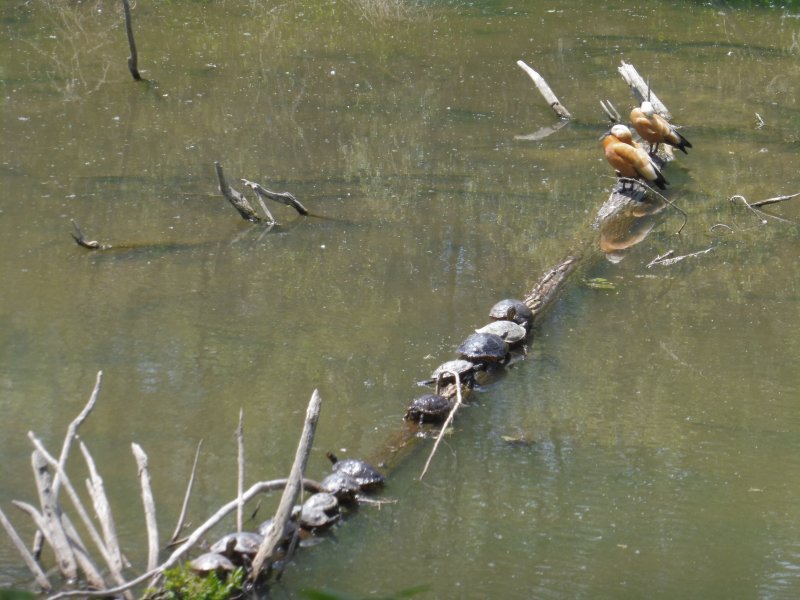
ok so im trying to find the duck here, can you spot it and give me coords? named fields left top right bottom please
left=601, top=124, right=668, bottom=190
left=630, top=101, right=692, bottom=155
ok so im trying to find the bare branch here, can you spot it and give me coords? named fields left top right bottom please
left=0, top=507, right=51, bottom=591
left=251, top=389, right=322, bottom=579
left=132, top=444, right=159, bottom=571
left=420, top=371, right=463, bottom=480
left=237, top=410, right=245, bottom=534
left=169, top=439, right=203, bottom=544
left=516, top=60, right=571, bottom=119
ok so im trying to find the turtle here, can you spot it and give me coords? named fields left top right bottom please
left=326, top=452, right=385, bottom=492
left=209, top=531, right=263, bottom=565
left=418, top=359, right=481, bottom=387
left=489, top=299, right=534, bottom=330
left=404, top=393, right=452, bottom=424
left=298, top=492, right=340, bottom=530
left=320, top=470, right=361, bottom=504
left=457, top=332, right=508, bottom=364
left=257, top=517, right=299, bottom=547
left=189, top=552, right=236, bottom=577
left=476, top=320, right=527, bottom=346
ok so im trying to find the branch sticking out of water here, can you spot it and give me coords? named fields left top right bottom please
left=419, top=370, right=463, bottom=481
left=516, top=60, right=571, bottom=120
left=122, top=0, right=142, bottom=81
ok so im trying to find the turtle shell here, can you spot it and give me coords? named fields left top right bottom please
left=489, top=299, right=533, bottom=329
left=430, top=359, right=476, bottom=383
left=299, top=492, right=340, bottom=529
left=404, top=393, right=452, bottom=423
left=320, top=470, right=361, bottom=503
left=457, top=332, right=508, bottom=363
left=326, top=452, right=385, bottom=491
left=257, top=518, right=298, bottom=545
left=189, top=552, right=236, bottom=576
left=210, top=531, right=263, bottom=559
left=476, top=320, right=527, bottom=345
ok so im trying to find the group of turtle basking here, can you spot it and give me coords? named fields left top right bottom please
left=188, top=452, right=385, bottom=578
left=405, top=298, right=534, bottom=424
left=188, top=297, right=534, bottom=580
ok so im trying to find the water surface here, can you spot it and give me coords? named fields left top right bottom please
left=1, top=1, right=799, bottom=598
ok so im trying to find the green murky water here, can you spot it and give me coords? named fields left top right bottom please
left=2, top=0, right=799, bottom=597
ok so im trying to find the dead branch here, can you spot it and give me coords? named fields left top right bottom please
left=53, top=370, right=102, bottom=496
left=236, top=409, right=245, bottom=534
left=80, top=441, right=128, bottom=573
left=646, top=245, right=714, bottom=268
left=46, top=478, right=324, bottom=600
left=0, top=507, right=51, bottom=592
left=251, top=389, right=322, bottom=580
left=617, top=61, right=671, bottom=120
left=169, top=439, right=203, bottom=544
left=71, top=221, right=112, bottom=251
left=729, top=194, right=795, bottom=225
left=516, top=60, right=571, bottom=119
left=419, top=371, right=463, bottom=481
left=31, top=451, right=78, bottom=581
left=600, top=99, right=621, bottom=123
left=132, top=443, right=159, bottom=571
left=242, top=179, right=310, bottom=216
left=748, top=191, right=800, bottom=208
left=122, top=0, right=141, bottom=81
left=214, top=162, right=263, bottom=223
left=28, top=433, right=128, bottom=591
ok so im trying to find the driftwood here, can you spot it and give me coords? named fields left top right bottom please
left=214, top=162, right=263, bottom=223
left=516, top=60, right=571, bottom=119
left=241, top=179, right=310, bottom=216
left=122, top=0, right=141, bottom=81
left=617, top=60, right=670, bottom=120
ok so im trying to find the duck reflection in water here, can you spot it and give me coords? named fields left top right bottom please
left=594, top=189, right=666, bottom=263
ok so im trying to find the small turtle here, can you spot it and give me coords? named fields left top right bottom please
left=189, top=552, right=236, bottom=577
left=476, top=320, right=527, bottom=346
left=257, top=518, right=299, bottom=546
left=457, top=332, right=508, bottom=363
left=326, top=452, right=385, bottom=492
left=489, top=299, right=534, bottom=330
left=418, top=359, right=481, bottom=387
left=320, top=470, right=361, bottom=504
left=210, top=531, right=263, bottom=565
left=299, top=492, right=340, bottom=530
left=404, top=393, right=452, bottom=424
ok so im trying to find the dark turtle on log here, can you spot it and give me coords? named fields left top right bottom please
left=326, top=452, right=385, bottom=492
left=489, top=298, right=534, bottom=330
left=404, top=393, right=452, bottom=424
left=476, top=320, right=527, bottom=346
left=210, top=531, right=263, bottom=565
left=320, top=470, right=361, bottom=504
left=189, top=552, right=236, bottom=577
left=299, top=493, right=340, bottom=530
left=457, top=332, right=508, bottom=364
